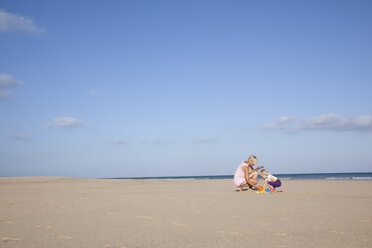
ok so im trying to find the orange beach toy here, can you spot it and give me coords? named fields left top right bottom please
left=256, top=186, right=282, bottom=194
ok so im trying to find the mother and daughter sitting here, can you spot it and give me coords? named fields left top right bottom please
left=233, top=155, right=281, bottom=192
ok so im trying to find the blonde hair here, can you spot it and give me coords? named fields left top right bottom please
left=247, top=155, right=258, bottom=164
left=260, top=169, right=269, bottom=177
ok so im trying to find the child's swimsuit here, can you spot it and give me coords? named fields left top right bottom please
left=267, top=175, right=281, bottom=188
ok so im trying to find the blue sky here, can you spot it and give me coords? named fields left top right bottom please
left=1, top=0, right=371, bottom=177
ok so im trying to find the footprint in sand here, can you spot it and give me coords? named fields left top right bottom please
left=172, top=221, right=188, bottom=227
left=260, top=221, right=268, bottom=225
left=106, top=212, right=117, bottom=216
left=1, top=237, right=19, bottom=242
left=104, top=245, right=114, bottom=247
left=329, top=230, right=345, bottom=234
left=2, top=220, right=13, bottom=224
left=280, top=217, right=288, bottom=221
left=276, top=245, right=286, bottom=248
left=57, top=235, right=72, bottom=240
left=275, top=232, right=288, bottom=237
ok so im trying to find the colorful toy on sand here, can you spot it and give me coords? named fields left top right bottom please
left=257, top=186, right=283, bottom=194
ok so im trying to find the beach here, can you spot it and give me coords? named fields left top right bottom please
left=0, top=177, right=371, bottom=248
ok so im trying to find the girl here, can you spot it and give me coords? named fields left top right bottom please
left=260, top=169, right=282, bottom=190
left=233, top=155, right=264, bottom=192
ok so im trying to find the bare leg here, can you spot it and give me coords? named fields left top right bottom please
left=247, top=171, right=258, bottom=187
left=238, top=182, right=248, bottom=192
left=237, top=171, right=259, bottom=192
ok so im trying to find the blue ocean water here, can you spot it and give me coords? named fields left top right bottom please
left=110, top=172, right=372, bottom=180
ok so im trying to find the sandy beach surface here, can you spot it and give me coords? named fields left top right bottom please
left=0, top=177, right=371, bottom=248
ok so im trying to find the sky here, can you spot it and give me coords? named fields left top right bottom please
left=0, top=0, right=371, bottom=178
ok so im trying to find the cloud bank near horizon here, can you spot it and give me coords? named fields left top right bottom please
left=263, top=114, right=372, bottom=133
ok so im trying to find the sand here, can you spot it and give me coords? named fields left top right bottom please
left=0, top=177, right=371, bottom=248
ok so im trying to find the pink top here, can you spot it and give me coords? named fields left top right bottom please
left=233, top=161, right=250, bottom=187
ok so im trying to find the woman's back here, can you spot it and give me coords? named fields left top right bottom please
left=233, top=161, right=249, bottom=187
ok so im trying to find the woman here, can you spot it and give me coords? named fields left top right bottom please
left=233, top=155, right=263, bottom=192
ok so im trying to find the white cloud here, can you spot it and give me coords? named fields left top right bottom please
left=0, top=90, right=12, bottom=100
left=262, top=116, right=296, bottom=130
left=0, top=10, right=45, bottom=34
left=53, top=117, right=84, bottom=128
left=300, top=114, right=372, bottom=132
left=0, top=74, right=22, bottom=101
left=111, top=139, right=128, bottom=145
left=263, top=114, right=372, bottom=133
left=140, top=139, right=171, bottom=145
left=41, top=123, right=53, bottom=129
left=277, top=116, right=296, bottom=125
left=0, top=74, right=23, bottom=87
left=87, top=89, right=98, bottom=96
left=10, top=135, right=32, bottom=142
left=193, top=137, right=217, bottom=144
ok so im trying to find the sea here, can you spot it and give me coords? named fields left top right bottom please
left=110, top=172, right=372, bottom=180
